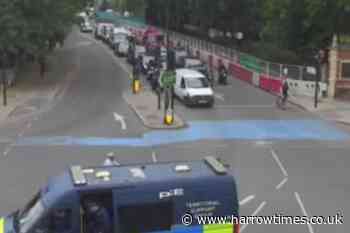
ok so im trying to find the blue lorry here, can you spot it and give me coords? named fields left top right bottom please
left=0, top=157, right=239, bottom=233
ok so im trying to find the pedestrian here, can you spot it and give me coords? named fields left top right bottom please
left=103, top=152, right=119, bottom=166
left=85, top=201, right=112, bottom=233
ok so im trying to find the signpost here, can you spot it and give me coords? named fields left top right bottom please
left=160, top=70, right=176, bottom=88
left=160, top=70, right=176, bottom=125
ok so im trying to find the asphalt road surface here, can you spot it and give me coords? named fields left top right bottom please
left=0, top=29, right=349, bottom=233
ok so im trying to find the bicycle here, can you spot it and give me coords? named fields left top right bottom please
left=276, top=94, right=287, bottom=110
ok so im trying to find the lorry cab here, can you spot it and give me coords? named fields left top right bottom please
left=175, top=69, right=215, bottom=107
left=0, top=157, right=239, bottom=233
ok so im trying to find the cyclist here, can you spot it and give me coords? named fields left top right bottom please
left=278, top=78, right=289, bottom=109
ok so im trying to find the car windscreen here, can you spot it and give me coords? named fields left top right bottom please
left=188, top=64, right=206, bottom=70
left=186, top=77, right=209, bottom=88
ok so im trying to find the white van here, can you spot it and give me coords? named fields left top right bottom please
left=94, top=23, right=114, bottom=40
left=174, top=69, right=214, bottom=107
left=109, top=27, right=131, bottom=56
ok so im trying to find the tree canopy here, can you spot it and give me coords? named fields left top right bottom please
left=0, top=0, right=85, bottom=67
left=141, top=0, right=350, bottom=59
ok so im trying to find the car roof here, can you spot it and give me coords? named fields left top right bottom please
left=113, top=27, right=130, bottom=34
left=43, top=157, right=234, bottom=205
left=176, top=68, right=205, bottom=78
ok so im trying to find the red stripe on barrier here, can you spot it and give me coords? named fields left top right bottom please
left=230, top=63, right=252, bottom=84
left=270, top=78, right=283, bottom=94
left=259, top=75, right=271, bottom=91
left=259, top=75, right=282, bottom=94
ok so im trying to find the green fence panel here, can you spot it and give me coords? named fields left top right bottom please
left=239, top=53, right=264, bottom=73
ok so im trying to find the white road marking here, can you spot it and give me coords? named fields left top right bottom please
left=251, top=201, right=267, bottom=216
left=239, top=195, right=255, bottom=206
left=214, top=93, right=225, bottom=101
left=255, top=141, right=273, bottom=146
left=3, top=147, right=12, bottom=156
left=113, top=112, right=127, bottom=130
left=152, top=151, right=158, bottom=163
left=18, top=132, right=24, bottom=137
left=276, top=177, right=288, bottom=190
left=240, top=201, right=267, bottom=233
left=271, top=149, right=288, bottom=177
left=295, top=192, right=315, bottom=233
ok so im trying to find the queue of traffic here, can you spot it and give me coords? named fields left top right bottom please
left=83, top=11, right=233, bottom=108
left=0, top=10, right=240, bottom=233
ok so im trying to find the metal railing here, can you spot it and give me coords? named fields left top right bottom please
left=167, top=30, right=317, bottom=82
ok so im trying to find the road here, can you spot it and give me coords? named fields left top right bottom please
left=0, top=28, right=349, bottom=233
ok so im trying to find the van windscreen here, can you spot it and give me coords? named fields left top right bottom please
left=186, top=78, right=209, bottom=88
left=118, top=201, right=174, bottom=233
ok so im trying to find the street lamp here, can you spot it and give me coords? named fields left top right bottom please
left=235, top=32, right=244, bottom=50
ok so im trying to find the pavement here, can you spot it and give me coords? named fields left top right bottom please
left=0, top=28, right=349, bottom=233
left=123, top=90, right=186, bottom=129
left=0, top=45, right=78, bottom=127
left=289, top=95, right=350, bottom=125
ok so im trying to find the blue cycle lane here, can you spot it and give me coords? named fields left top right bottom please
left=14, top=120, right=350, bottom=147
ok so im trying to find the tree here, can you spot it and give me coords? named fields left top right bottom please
left=0, top=0, right=85, bottom=74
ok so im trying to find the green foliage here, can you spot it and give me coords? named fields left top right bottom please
left=0, top=0, right=84, bottom=67
left=141, top=0, right=350, bottom=60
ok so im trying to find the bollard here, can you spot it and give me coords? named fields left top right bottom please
left=164, top=111, right=174, bottom=125
left=132, top=79, right=141, bottom=94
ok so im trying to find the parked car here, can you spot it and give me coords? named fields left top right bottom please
left=94, top=23, right=113, bottom=40
left=80, top=21, right=93, bottom=33
left=174, top=68, right=215, bottom=107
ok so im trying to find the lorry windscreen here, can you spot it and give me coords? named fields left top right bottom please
left=18, top=192, right=45, bottom=233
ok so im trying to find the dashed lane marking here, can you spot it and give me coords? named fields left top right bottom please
left=240, top=201, right=267, bottom=233
left=271, top=149, right=288, bottom=177
left=239, top=195, right=255, bottom=206
left=295, top=192, right=315, bottom=233
left=276, top=177, right=288, bottom=190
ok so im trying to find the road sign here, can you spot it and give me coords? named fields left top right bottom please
left=160, top=70, right=176, bottom=88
